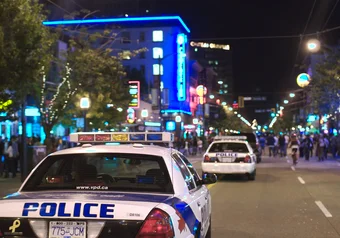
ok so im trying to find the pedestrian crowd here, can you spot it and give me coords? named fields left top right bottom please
left=259, top=133, right=339, bottom=162
left=0, top=135, right=75, bottom=179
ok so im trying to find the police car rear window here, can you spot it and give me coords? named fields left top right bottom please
left=22, top=153, right=174, bottom=194
left=209, top=143, right=249, bottom=153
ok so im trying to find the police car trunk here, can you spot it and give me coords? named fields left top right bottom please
left=202, top=136, right=256, bottom=175
left=0, top=133, right=177, bottom=238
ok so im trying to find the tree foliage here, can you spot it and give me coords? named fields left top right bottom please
left=0, top=0, right=56, bottom=103
left=38, top=24, right=146, bottom=136
left=311, top=47, right=340, bottom=115
left=209, top=106, right=252, bottom=133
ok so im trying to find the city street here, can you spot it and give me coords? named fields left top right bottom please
left=189, top=155, right=340, bottom=238
left=1, top=155, right=340, bottom=237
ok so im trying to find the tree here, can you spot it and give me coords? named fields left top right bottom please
left=38, top=24, right=146, bottom=143
left=209, top=106, right=251, bottom=133
left=310, top=47, right=340, bottom=115
left=0, top=0, right=56, bottom=102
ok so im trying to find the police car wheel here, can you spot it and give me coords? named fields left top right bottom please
left=248, top=169, right=256, bottom=181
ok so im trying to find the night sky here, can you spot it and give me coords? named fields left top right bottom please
left=49, top=0, right=340, bottom=124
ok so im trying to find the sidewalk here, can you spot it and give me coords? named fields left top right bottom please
left=0, top=176, right=22, bottom=197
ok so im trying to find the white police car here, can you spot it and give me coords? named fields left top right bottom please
left=0, top=132, right=216, bottom=238
left=202, top=136, right=256, bottom=180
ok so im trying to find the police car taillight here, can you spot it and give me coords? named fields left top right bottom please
left=244, top=155, right=251, bottom=163
left=204, top=155, right=210, bottom=162
left=136, top=209, right=174, bottom=238
left=29, top=220, right=48, bottom=238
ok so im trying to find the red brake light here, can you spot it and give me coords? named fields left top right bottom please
left=204, top=155, right=210, bottom=162
left=136, top=209, right=174, bottom=238
left=244, top=155, right=251, bottom=163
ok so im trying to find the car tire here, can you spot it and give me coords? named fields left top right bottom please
left=248, top=169, right=256, bottom=181
left=205, top=217, right=212, bottom=238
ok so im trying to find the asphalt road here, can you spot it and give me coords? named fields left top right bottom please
left=189, top=155, right=340, bottom=238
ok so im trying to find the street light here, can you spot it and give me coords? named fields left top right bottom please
left=306, top=39, right=321, bottom=53
left=80, top=97, right=90, bottom=131
left=284, top=100, right=289, bottom=104
left=289, top=93, right=295, bottom=98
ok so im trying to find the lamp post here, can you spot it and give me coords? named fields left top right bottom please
left=80, top=97, right=90, bottom=132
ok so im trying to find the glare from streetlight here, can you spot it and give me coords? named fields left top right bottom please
left=228, top=107, right=233, bottom=111
left=306, top=39, right=320, bottom=53
left=289, top=93, right=295, bottom=98
left=284, top=100, right=289, bottom=104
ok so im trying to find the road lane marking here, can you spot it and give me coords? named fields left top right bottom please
left=291, top=166, right=295, bottom=171
left=207, top=183, right=216, bottom=190
left=315, top=201, right=333, bottom=218
left=297, top=177, right=305, bottom=184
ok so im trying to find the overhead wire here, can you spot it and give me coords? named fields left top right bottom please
left=322, top=0, right=340, bottom=30
left=45, top=0, right=71, bottom=15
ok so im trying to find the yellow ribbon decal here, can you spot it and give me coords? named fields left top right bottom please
left=9, top=219, right=20, bottom=233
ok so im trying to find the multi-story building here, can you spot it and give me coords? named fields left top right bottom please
left=44, top=15, right=192, bottom=133
left=189, top=41, right=233, bottom=104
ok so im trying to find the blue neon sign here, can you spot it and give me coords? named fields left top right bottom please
left=177, top=33, right=187, bottom=101
left=43, top=16, right=190, bottom=33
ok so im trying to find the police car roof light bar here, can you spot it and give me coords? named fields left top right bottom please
left=69, top=132, right=174, bottom=144
left=214, top=136, right=247, bottom=141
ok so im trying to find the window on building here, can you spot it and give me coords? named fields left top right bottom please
left=139, top=51, right=146, bottom=59
left=139, top=32, right=145, bottom=42
left=121, top=32, right=131, bottom=44
left=153, top=47, right=163, bottom=59
left=153, top=64, right=163, bottom=75
left=152, top=30, right=163, bottom=42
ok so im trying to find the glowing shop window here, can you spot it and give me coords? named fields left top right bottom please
left=153, top=47, right=163, bottom=59
left=153, top=30, right=163, bottom=42
left=153, top=64, right=163, bottom=75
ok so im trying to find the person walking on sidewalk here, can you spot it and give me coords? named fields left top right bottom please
left=0, top=138, right=4, bottom=177
left=5, top=141, right=16, bottom=178
left=302, top=134, right=313, bottom=161
left=278, top=135, right=286, bottom=157
left=318, top=135, right=326, bottom=162
left=11, top=136, right=19, bottom=178
left=197, top=138, right=203, bottom=155
left=267, top=134, right=275, bottom=157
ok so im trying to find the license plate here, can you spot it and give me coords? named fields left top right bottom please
left=49, top=221, right=86, bottom=238
left=222, top=157, right=234, bottom=163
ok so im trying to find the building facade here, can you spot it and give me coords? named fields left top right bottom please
left=44, top=16, right=192, bottom=133
left=189, top=41, right=233, bottom=104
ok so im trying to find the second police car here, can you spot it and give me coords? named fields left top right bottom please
left=202, top=136, right=257, bottom=180
left=0, top=132, right=216, bottom=238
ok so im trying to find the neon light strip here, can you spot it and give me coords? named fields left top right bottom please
left=145, top=122, right=161, bottom=127
left=177, top=33, right=186, bottom=101
left=161, top=109, right=192, bottom=115
left=43, top=16, right=190, bottom=33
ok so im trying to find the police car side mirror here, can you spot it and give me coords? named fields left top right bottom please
left=202, top=173, right=217, bottom=184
